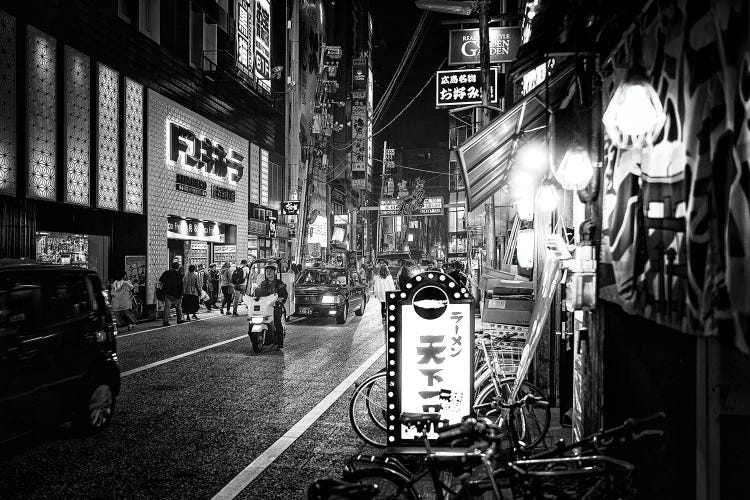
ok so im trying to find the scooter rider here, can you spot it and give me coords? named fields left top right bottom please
left=252, top=265, right=288, bottom=348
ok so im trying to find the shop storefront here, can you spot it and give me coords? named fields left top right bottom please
left=146, top=90, right=248, bottom=303
left=247, top=218, right=270, bottom=259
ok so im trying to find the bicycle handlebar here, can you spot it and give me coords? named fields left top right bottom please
left=437, top=417, right=500, bottom=442
left=499, top=393, right=549, bottom=410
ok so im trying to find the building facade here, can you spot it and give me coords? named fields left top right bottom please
left=0, top=0, right=284, bottom=310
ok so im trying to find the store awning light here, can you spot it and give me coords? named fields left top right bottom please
left=602, top=69, right=666, bottom=149
left=536, top=181, right=559, bottom=212
left=555, top=146, right=594, bottom=190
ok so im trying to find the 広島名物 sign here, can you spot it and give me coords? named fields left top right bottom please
left=435, top=68, right=498, bottom=108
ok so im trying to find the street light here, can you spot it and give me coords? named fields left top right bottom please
left=602, top=68, right=666, bottom=149
left=414, top=0, right=475, bottom=15
left=536, top=180, right=560, bottom=212
left=555, top=145, right=594, bottom=190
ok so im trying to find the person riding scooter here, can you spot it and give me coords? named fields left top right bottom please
left=252, top=265, right=288, bottom=348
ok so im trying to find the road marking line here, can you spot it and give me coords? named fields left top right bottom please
left=211, top=346, right=385, bottom=499
left=121, top=335, right=246, bottom=377
left=117, top=314, right=226, bottom=339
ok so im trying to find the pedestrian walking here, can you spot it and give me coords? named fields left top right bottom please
left=448, top=261, right=468, bottom=288
left=207, top=263, right=220, bottom=309
left=182, top=264, right=201, bottom=322
left=110, top=270, right=137, bottom=331
left=219, top=261, right=234, bottom=315
left=398, top=264, right=410, bottom=290
left=373, top=264, right=395, bottom=326
left=159, top=261, right=184, bottom=326
left=365, top=261, right=374, bottom=294
left=231, top=259, right=250, bottom=316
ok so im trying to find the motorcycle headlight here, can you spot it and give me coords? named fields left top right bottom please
left=251, top=316, right=264, bottom=324
left=321, top=295, right=335, bottom=304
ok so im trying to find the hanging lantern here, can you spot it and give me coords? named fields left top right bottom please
left=602, top=69, right=666, bottom=149
left=516, top=141, right=548, bottom=175
left=516, top=228, right=535, bottom=268
left=516, top=195, right=535, bottom=221
left=555, top=146, right=594, bottom=190
left=536, top=181, right=560, bottom=212
left=510, top=169, right=536, bottom=200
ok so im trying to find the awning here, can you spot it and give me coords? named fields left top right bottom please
left=456, top=61, right=576, bottom=212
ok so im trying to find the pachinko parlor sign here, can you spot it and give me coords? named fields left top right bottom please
left=385, top=272, right=474, bottom=448
left=167, top=122, right=245, bottom=184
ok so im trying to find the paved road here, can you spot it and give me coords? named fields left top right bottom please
left=0, top=297, right=386, bottom=499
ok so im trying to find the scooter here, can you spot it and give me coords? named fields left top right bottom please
left=247, top=293, right=285, bottom=353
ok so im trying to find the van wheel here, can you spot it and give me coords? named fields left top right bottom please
left=76, top=382, right=116, bottom=433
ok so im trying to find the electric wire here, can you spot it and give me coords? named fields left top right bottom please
left=372, top=12, right=429, bottom=123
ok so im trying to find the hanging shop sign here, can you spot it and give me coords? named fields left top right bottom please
left=168, top=122, right=245, bottom=183
left=436, top=68, right=498, bottom=108
left=211, top=185, right=236, bottom=202
left=167, top=216, right=225, bottom=243
left=325, top=45, right=342, bottom=60
left=254, top=0, right=272, bottom=88
left=281, top=200, right=300, bottom=215
left=386, top=272, right=474, bottom=447
left=352, top=57, right=367, bottom=91
left=447, top=27, right=522, bottom=66
left=379, top=197, right=444, bottom=216
left=268, top=215, right=277, bottom=238
left=175, top=173, right=208, bottom=197
left=352, top=178, right=366, bottom=190
left=333, top=214, right=349, bottom=225
left=307, top=242, right=321, bottom=259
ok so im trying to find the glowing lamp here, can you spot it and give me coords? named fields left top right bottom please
left=555, top=146, right=594, bottom=190
left=516, top=195, right=534, bottom=221
left=517, top=142, right=548, bottom=174
left=510, top=169, right=536, bottom=199
left=602, top=70, right=666, bottom=149
left=517, top=229, right=535, bottom=268
left=536, top=181, right=559, bottom=212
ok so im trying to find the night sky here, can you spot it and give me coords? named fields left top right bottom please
left=370, top=2, right=449, bottom=151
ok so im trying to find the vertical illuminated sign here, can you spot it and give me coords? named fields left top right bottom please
left=254, top=0, right=271, bottom=90
left=386, top=272, right=474, bottom=447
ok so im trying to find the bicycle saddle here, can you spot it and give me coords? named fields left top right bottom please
left=400, top=412, right=442, bottom=426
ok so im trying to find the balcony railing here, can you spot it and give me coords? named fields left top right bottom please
left=202, top=50, right=277, bottom=107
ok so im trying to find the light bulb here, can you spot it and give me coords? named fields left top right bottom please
left=536, top=182, right=559, bottom=212
left=556, top=146, right=594, bottom=190
left=602, top=72, right=666, bottom=149
left=516, top=195, right=534, bottom=221
left=517, top=142, right=547, bottom=174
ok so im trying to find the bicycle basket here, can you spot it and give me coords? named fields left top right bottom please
left=484, top=336, right=524, bottom=379
left=510, top=455, right=635, bottom=499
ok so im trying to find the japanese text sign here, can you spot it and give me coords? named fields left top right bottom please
left=386, top=272, right=474, bottom=447
left=435, top=68, right=498, bottom=108
left=281, top=200, right=300, bottom=215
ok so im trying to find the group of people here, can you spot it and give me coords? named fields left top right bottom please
left=370, top=259, right=469, bottom=325
left=155, top=259, right=288, bottom=328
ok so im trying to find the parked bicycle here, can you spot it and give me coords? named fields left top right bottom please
left=341, top=403, right=664, bottom=499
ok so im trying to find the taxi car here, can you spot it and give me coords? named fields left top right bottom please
left=293, top=267, right=367, bottom=324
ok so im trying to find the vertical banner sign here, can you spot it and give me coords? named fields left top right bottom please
left=352, top=57, right=367, bottom=91
left=249, top=143, right=260, bottom=204
left=254, top=0, right=271, bottom=90
left=351, top=105, right=367, bottom=172
left=236, top=0, right=255, bottom=74
left=386, top=272, right=474, bottom=448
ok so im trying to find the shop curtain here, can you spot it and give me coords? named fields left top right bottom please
left=599, top=0, right=750, bottom=354
left=0, top=197, right=36, bottom=260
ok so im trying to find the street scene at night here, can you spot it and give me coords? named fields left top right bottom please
left=1, top=0, right=749, bottom=499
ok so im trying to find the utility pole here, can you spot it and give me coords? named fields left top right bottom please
left=376, top=140, right=388, bottom=256
left=479, top=0, right=496, bottom=269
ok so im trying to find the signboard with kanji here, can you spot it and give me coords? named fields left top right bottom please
left=379, top=197, right=444, bottom=216
left=385, top=272, right=474, bottom=448
left=281, top=200, right=300, bottom=215
left=448, top=27, right=522, bottom=66
left=435, top=68, right=498, bottom=108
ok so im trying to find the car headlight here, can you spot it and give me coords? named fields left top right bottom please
left=321, top=295, right=335, bottom=304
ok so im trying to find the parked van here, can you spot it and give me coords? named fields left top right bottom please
left=0, top=262, right=120, bottom=444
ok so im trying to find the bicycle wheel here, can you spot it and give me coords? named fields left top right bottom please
left=349, top=372, right=388, bottom=447
left=344, top=467, right=418, bottom=500
left=473, top=378, right=551, bottom=450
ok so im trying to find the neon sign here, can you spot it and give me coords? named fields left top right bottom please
left=167, top=122, right=244, bottom=184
